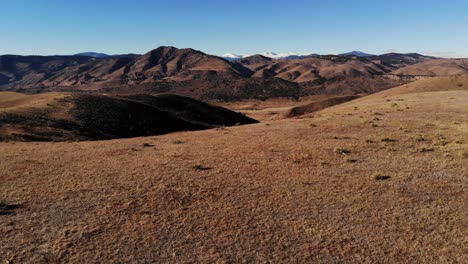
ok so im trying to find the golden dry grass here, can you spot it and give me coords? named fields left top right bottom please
left=0, top=77, right=467, bottom=263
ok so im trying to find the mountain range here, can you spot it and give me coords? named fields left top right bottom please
left=1, top=46, right=467, bottom=100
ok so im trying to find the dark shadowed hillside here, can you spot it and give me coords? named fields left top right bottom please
left=0, top=92, right=258, bottom=141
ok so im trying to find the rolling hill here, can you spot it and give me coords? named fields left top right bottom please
left=391, top=59, right=468, bottom=76
left=367, top=53, right=436, bottom=69
left=0, top=92, right=257, bottom=141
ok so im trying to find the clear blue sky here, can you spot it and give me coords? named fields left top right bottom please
left=1, top=0, right=467, bottom=57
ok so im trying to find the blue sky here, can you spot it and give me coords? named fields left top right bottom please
left=1, top=0, right=467, bottom=57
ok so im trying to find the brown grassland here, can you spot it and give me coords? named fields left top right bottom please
left=0, top=76, right=467, bottom=263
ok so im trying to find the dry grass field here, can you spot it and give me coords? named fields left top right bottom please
left=0, top=76, right=467, bottom=263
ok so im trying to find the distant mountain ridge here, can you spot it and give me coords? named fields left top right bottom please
left=1, top=46, right=463, bottom=101
left=75, top=52, right=140, bottom=58
left=75, top=52, right=110, bottom=58
left=340, top=51, right=375, bottom=57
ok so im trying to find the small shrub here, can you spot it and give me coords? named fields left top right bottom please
left=192, top=164, right=211, bottom=171
left=173, top=140, right=184, bottom=144
left=335, top=148, right=351, bottom=155
left=419, top=147, right=435, bottom=152
left=333, top=136, right=351, bottom=140
left=0, top=201, right=20, bottom=211
left=365, top=139, right=375, bottom=143
left=438, top=140, right=449, bottom=146
left=375, top=175, right=391, bottom=181
left=415, top=135, right=425, bottom=142
left=142, top=143, right=154, bottom=147
left=346, top=158, right=358, bottom=163
left=461, top=151, right=468, bottom=159
left=381, top=138, right=397, bottom=142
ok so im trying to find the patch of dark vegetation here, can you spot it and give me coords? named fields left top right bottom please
left=381, top=138, right=398, bottom=142
left=211, top=78, right=301, bottom=101
left=192, top=164, right=211, bottom=171
left=375, top=175, right=391, bottom=181
left=419, top=147, right=435, bottom=152
left=414, top=135, right=425, bottom=142
left=0, top=201, right=21, bottom=215
left=335, top=148, right=351, bottom=155
left=133, top=78, right=303, bottom=102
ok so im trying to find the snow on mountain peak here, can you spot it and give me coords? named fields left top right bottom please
left=222, top=51, right=317, bottom=60
left=222, top=53, right=243, bottom=59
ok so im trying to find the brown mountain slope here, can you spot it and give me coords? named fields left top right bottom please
left=0, top=92, right=257, bottom=141
left=96, top=77, right=303, bottom=101
left=126, top=46, right=244, bottom=82
left=0, top=47, right=246, bottom=89
left=0, top=55, right=94, bottom=88
left=237, top=55, right=392, bottom=83
left=0, top=76, right=466, bottom=263
left=234, top=55, right=275, bottom=73
left=391, top=59, right=468, bottom=76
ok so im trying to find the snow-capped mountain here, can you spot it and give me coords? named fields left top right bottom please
left=222, top=51, right=318, bottom=60
left=222, top=53, right=244, bottom=61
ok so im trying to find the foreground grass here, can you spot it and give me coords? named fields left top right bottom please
left=0, top=88, right=467, bottom=263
